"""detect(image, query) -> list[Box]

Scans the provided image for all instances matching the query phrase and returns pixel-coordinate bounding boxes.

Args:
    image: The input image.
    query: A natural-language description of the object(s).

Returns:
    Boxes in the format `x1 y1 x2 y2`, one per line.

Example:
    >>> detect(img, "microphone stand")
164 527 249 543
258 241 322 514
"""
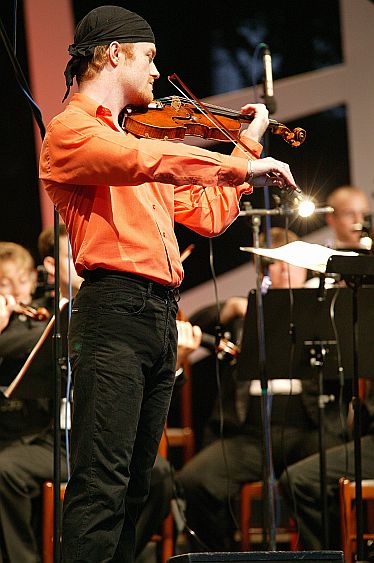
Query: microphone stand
53 209 62 563
240 201 291 550
239 199 335 550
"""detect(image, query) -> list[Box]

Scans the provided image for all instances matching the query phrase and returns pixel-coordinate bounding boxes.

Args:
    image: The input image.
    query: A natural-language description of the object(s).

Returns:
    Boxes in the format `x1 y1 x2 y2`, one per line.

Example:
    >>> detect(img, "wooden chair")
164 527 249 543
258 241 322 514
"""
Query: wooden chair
339 478 374 563
153 430 175 563
42 480 66 563
42 431 174 563
240 481 299 551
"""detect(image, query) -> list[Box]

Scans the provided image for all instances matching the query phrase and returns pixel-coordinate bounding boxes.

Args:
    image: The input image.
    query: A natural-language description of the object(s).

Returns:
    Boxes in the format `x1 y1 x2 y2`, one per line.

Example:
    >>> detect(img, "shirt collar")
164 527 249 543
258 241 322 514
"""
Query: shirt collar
69 93 117 129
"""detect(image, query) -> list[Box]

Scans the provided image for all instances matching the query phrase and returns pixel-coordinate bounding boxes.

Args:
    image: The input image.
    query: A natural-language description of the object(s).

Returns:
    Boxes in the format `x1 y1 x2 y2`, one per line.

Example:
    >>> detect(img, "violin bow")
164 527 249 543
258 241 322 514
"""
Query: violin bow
168 73 254 159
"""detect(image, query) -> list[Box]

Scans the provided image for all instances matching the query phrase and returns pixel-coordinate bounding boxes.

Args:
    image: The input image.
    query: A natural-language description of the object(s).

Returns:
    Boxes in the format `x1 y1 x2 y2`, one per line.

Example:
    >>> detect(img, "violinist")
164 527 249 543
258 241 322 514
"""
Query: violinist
39 6 297 562
0 241 68 563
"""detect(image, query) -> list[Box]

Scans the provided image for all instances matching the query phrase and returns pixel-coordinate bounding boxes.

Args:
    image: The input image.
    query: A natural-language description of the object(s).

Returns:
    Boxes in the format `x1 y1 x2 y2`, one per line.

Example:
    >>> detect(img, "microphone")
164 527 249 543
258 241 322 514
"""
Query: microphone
262 45 277 115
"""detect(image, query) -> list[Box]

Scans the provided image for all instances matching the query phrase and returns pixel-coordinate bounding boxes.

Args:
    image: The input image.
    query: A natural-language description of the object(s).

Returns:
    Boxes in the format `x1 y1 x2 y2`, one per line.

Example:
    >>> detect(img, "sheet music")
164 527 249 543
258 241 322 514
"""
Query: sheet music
240 241 358 273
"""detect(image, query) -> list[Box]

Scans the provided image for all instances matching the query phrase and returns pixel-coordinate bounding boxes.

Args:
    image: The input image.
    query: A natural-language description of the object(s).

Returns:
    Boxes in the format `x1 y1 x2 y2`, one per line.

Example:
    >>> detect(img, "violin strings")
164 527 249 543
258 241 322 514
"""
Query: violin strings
166 78 251 158
160 95 248 120
159 95 277 127
166 81 239 144
194 100 278 127
164 80 240 142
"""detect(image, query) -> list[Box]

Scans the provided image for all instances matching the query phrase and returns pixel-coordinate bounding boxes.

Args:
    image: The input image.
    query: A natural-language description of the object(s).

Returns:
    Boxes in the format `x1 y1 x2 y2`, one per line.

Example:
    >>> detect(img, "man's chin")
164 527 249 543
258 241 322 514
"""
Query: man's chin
132 92 154 108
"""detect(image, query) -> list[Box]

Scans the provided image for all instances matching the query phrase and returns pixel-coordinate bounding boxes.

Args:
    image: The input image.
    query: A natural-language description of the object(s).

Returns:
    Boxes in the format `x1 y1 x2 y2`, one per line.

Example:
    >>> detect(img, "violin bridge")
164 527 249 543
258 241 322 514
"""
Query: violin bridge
171 96 182 112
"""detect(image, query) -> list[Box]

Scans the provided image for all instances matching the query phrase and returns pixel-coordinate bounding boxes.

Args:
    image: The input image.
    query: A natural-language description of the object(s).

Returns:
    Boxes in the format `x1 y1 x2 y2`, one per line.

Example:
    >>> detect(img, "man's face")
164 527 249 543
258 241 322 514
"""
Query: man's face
120 42 159 107
328 191 370 247
268 260 306 289
0 260 36 303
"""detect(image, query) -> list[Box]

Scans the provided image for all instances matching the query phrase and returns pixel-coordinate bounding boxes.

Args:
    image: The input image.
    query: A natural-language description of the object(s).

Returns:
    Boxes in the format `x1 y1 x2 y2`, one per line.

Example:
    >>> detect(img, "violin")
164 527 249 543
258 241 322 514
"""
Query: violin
14 303 50 321
200 331 239 361
122 95 306 148
177 307 239 362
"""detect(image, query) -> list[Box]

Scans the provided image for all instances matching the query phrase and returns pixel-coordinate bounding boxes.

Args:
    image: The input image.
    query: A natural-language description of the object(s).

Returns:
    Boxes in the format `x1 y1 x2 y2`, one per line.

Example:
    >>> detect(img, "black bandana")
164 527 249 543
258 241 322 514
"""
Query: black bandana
63 5 155 102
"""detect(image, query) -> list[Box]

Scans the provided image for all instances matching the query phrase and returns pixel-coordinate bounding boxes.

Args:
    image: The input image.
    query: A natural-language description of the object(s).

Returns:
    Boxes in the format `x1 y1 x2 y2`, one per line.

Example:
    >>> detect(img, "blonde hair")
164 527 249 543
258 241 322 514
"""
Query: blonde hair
77 43 135 83
0 242 34 272
259 227 299 249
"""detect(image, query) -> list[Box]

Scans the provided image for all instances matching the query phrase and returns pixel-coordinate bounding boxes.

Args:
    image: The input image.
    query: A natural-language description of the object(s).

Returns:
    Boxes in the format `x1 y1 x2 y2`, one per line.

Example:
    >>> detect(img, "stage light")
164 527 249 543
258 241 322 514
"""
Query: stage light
297 197 316 217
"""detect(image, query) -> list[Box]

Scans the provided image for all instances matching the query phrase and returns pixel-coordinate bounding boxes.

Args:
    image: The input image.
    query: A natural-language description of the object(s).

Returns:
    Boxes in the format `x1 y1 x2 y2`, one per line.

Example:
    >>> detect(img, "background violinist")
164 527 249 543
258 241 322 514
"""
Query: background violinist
0 240 68 563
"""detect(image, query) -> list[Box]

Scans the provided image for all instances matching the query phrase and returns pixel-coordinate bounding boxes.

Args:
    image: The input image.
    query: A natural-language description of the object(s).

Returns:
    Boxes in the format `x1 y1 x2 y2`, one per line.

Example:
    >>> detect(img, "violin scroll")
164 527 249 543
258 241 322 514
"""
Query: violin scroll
269 123 306 148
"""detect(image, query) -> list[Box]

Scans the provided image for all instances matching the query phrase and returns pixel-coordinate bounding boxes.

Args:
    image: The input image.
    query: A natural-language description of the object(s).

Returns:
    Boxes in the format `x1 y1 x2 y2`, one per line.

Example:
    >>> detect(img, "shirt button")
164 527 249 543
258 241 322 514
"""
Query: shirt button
152 204 156 209
162 232 166 237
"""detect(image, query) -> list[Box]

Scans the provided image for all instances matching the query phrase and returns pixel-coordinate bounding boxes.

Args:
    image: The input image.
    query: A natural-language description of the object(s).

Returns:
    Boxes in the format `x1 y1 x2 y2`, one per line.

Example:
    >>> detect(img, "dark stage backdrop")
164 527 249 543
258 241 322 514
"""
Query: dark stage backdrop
1 0 349 290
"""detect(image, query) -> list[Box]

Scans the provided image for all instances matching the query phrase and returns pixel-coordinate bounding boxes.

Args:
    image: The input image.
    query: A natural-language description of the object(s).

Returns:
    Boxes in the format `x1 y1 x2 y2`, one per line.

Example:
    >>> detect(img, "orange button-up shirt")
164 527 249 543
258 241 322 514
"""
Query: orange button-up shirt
39 94 262 286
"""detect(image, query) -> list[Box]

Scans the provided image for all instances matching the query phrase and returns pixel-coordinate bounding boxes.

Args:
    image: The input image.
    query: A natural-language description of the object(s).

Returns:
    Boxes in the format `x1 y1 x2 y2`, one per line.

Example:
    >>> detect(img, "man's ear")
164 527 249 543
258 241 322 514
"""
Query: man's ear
325 213 334 227
108 41 121 66
43 256 55 277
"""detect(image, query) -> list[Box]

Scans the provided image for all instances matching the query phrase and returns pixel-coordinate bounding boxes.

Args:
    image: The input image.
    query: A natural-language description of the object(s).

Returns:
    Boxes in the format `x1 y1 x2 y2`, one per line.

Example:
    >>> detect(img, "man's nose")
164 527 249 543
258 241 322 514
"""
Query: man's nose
12 281 23 296
151 62 160 79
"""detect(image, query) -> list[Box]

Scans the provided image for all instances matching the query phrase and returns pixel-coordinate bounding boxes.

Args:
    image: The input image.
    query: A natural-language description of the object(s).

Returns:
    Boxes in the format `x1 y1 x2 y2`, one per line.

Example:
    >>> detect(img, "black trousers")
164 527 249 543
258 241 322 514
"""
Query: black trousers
279 434 374 550
62 273 178 563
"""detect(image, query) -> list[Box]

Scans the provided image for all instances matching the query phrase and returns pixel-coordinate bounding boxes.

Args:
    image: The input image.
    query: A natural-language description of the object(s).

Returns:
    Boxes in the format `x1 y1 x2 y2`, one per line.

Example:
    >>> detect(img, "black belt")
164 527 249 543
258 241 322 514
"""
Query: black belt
82 269 180 301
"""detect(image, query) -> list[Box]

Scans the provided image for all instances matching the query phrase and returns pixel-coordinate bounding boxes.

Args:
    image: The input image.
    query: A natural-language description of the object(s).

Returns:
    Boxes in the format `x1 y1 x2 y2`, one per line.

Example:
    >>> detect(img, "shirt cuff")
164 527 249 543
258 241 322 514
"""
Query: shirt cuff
219 154 249 187
232 137 263 160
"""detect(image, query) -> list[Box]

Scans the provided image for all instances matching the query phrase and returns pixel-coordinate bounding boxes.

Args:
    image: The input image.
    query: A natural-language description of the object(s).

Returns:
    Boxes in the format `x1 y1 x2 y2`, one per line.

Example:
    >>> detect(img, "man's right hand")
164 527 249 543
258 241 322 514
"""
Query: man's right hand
247 157 297 190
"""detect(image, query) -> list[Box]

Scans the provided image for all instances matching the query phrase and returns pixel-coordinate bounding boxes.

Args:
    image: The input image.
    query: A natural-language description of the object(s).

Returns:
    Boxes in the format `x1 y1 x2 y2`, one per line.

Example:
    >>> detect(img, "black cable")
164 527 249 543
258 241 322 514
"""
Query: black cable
159 238 224 552
208 237 242 537
0 15 45 139
163 430 210 552
1 7 62 562
329 287 350 469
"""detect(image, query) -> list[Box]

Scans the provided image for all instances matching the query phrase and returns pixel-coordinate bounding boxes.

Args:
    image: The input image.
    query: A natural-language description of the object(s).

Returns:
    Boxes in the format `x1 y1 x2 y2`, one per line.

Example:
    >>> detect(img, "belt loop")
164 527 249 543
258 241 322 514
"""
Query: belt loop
147 281 153 296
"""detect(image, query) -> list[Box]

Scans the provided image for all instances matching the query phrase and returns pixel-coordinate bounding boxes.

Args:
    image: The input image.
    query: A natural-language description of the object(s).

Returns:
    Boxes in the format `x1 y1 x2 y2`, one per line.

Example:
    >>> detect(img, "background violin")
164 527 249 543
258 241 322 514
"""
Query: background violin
177 308 239 362
14 303 50 321
200 331 239 362
122 95 306 148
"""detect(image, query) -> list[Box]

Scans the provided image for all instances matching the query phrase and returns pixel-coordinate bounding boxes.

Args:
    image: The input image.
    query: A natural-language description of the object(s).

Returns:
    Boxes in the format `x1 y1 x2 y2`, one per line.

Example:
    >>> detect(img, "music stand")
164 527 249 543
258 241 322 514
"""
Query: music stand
238 287 374 550
325 254 374 562
2 300 69 400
